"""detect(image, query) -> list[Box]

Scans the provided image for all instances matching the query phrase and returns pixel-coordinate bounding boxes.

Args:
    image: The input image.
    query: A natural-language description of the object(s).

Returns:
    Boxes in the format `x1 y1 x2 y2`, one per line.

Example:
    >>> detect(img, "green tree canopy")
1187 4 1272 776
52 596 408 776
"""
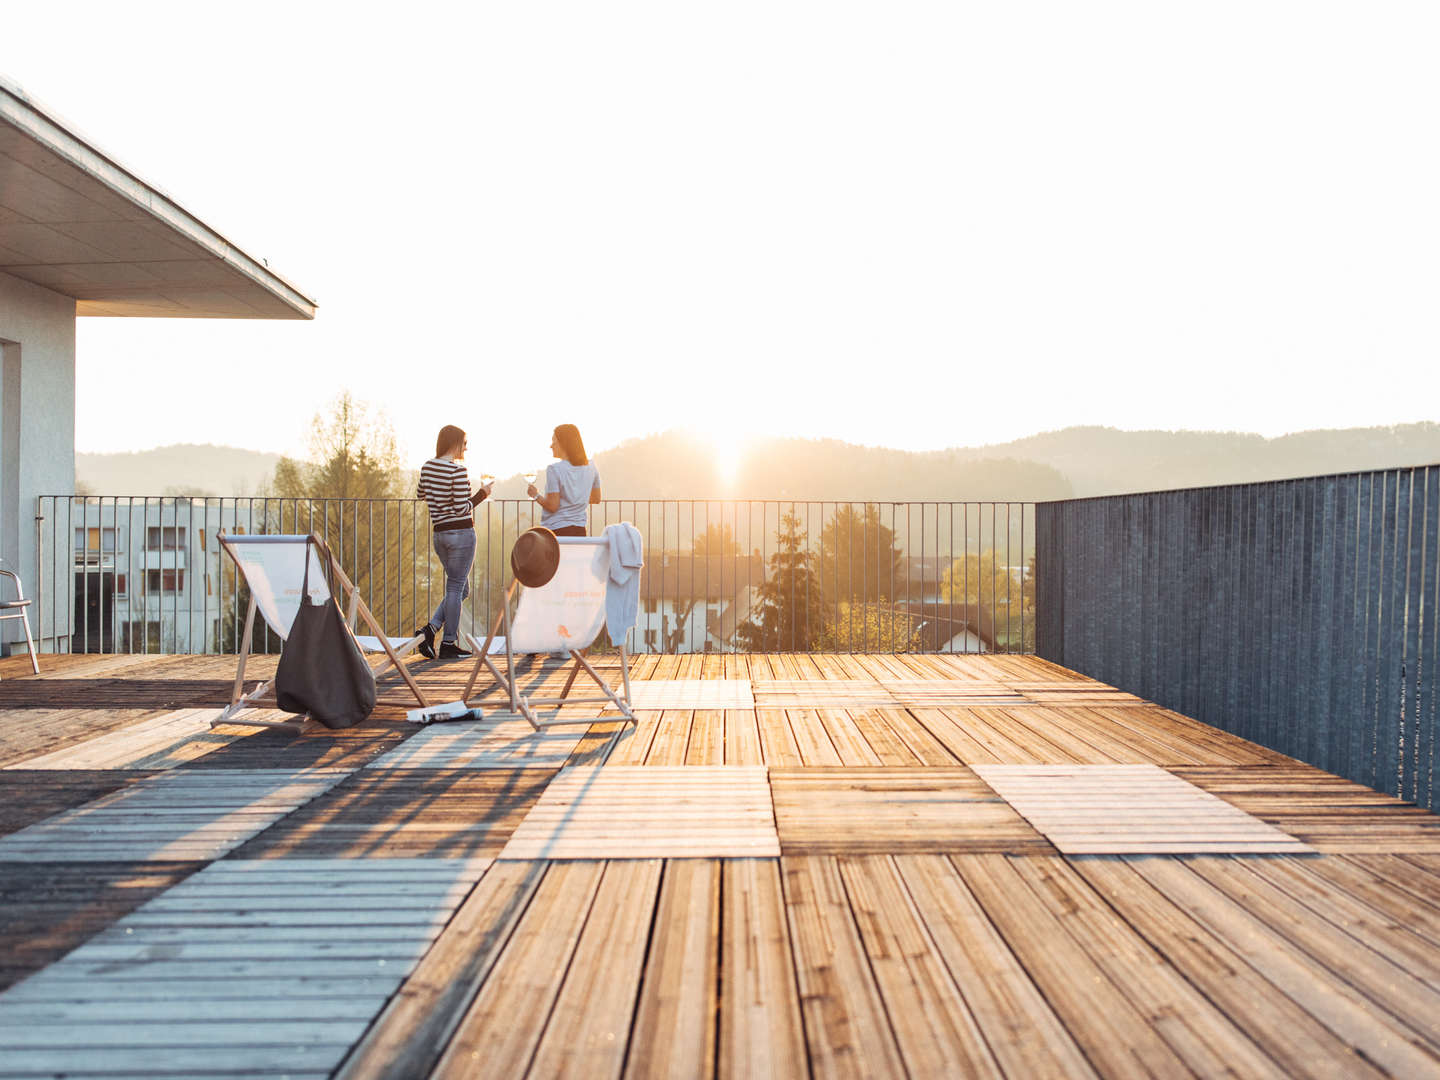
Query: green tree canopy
818 503 904 603
270 392 405 500
263 393 432 636
735 512 823 651
692 522 741 557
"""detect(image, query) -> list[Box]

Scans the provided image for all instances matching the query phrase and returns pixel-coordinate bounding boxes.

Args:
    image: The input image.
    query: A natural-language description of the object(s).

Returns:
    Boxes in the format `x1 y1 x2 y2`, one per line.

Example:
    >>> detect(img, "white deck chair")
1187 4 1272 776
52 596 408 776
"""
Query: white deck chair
462 536 635 730
215 533 429 729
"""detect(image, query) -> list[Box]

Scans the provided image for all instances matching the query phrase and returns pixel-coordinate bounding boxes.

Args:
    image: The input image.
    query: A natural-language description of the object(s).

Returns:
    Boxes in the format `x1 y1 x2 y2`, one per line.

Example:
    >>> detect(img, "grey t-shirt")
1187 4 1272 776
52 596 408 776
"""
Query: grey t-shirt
542 460 600 531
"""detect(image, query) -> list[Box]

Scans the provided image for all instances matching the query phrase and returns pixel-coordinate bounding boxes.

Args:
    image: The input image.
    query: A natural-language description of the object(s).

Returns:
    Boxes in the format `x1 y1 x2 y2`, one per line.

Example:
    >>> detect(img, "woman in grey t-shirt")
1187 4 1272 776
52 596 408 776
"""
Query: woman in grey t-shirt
527 423 601 536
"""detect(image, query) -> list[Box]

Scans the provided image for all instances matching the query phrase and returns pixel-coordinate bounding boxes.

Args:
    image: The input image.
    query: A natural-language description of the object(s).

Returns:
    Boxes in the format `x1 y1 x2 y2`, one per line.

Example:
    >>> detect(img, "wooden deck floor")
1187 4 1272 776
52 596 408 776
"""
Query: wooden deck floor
1 650 1439 1078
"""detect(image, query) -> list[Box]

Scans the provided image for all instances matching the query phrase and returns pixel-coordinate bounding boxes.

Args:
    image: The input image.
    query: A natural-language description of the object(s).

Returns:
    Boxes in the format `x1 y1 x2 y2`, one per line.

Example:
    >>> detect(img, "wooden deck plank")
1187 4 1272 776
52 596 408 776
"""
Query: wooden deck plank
950 853 1193 1078
0 857 488 1077
1185 856 1440 1046
1307 856 1440 945
685 709 725 765
842 708 926 765
892 855 1098 1079
973 764 1313 854
771 768 1052 855
924 706 1032 763
530 860 664 1078
835 855 1002 1077
754 708 805 767
815 707 885 765
497 766 778 860
646 709 696 766
718 858 807 1079
1072 857 1390 1079
333 860 547 1080
624 860 719 1080
781 855 908 1078
1177 766 1440 852
433 861 605 1078
784 708 844 766
4 651 1440 1080
1127 857 1440 1077
232 768 554 860
723 708 764 765
1005 855 1289 1077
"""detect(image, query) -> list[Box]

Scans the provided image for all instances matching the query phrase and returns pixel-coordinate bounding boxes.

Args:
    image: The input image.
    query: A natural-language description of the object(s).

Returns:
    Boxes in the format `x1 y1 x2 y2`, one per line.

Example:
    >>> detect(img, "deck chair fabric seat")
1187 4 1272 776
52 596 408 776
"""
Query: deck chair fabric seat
463 535 637 729
216 533 428 729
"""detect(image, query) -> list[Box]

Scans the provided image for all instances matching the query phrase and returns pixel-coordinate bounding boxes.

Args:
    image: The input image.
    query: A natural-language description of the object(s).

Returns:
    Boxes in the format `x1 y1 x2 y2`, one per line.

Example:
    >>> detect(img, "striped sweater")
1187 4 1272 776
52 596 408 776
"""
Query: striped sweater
417 457 481 530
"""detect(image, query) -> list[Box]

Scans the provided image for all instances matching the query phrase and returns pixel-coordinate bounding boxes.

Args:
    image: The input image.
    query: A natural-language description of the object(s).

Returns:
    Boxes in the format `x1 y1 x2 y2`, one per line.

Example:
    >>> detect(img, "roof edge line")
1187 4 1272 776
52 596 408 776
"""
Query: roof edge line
0 76 317 320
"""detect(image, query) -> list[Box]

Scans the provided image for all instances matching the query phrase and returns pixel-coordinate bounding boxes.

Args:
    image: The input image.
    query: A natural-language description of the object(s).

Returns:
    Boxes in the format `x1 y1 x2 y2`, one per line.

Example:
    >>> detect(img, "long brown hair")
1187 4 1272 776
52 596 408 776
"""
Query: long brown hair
435 424 466 459
554 424 588 466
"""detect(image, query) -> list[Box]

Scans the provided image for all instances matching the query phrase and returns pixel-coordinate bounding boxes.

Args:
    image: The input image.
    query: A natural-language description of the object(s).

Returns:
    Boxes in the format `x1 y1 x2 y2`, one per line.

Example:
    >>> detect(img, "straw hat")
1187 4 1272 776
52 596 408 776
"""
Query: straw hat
511 527 560 587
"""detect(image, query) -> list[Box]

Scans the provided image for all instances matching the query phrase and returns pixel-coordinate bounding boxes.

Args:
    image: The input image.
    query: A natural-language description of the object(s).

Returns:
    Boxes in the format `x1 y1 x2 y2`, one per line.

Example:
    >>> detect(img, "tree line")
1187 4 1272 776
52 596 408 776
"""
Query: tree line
254 394 1034 653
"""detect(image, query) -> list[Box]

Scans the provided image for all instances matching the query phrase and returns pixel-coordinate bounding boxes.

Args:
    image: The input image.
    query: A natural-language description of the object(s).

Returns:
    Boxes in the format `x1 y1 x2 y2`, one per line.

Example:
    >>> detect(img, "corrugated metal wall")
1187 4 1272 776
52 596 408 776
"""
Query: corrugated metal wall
1037 467 1439 811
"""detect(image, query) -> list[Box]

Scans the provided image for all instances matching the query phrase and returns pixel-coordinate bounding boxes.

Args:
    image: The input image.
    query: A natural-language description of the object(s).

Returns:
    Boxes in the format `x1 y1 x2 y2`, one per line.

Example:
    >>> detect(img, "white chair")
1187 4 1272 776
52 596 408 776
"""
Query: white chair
215 533 429 729
462 536 635 730
0 564 39 679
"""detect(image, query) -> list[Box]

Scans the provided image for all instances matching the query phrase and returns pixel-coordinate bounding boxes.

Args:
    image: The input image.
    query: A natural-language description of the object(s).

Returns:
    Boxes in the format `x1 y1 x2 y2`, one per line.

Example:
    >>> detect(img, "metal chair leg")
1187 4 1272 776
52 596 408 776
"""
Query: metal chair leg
20 610 38 675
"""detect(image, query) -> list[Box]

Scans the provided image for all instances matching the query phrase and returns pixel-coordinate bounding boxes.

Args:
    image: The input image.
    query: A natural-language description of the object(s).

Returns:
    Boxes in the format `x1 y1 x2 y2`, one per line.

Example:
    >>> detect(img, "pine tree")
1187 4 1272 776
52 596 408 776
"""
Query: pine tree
735 512 823 651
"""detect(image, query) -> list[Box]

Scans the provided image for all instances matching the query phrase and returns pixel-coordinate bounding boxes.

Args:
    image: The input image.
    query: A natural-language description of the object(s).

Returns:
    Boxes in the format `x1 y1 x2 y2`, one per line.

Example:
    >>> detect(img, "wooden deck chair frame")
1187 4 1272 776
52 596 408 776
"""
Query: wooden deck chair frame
460 540 635 731
215 532 429 730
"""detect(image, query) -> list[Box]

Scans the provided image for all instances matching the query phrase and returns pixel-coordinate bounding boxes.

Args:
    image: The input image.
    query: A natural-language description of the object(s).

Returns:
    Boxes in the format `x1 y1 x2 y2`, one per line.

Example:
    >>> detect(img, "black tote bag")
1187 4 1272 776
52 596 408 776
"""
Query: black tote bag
273 543 377 729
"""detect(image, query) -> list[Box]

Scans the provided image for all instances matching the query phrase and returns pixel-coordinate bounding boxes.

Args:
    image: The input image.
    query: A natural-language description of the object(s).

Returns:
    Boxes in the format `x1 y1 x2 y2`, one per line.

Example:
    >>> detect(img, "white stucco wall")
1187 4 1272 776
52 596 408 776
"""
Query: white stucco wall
0 270 76 652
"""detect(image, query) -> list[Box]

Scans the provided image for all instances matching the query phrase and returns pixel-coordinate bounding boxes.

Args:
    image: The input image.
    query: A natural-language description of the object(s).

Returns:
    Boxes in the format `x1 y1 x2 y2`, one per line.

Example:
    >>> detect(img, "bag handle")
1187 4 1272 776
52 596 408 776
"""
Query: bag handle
300 534 339 605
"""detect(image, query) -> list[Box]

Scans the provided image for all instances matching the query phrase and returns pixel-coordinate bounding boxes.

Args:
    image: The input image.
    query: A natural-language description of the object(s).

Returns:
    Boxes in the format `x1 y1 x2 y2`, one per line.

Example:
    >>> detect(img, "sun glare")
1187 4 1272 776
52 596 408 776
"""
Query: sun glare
713 438 744 486
691 426 746 486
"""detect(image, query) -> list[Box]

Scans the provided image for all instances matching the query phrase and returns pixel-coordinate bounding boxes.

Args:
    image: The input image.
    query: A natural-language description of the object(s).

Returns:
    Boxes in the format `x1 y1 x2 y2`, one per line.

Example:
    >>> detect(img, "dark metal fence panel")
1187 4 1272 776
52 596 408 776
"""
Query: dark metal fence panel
37 497 1035 657
1036 466 1440 811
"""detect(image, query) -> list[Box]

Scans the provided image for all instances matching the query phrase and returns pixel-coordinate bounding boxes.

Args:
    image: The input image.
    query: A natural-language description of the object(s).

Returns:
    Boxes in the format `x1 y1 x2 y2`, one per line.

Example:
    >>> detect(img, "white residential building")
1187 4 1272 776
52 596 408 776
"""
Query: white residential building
64 500 261 653
0 77 313 656
634 554 764 654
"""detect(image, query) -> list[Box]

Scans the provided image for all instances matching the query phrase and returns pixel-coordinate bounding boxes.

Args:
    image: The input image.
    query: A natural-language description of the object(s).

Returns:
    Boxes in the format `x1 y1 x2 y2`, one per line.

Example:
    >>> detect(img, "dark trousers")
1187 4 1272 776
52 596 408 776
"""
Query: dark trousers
552 525 587 537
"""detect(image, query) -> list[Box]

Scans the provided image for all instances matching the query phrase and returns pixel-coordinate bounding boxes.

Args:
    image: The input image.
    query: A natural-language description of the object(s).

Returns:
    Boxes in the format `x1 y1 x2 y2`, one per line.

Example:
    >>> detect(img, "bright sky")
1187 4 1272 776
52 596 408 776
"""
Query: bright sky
7 2 1438 475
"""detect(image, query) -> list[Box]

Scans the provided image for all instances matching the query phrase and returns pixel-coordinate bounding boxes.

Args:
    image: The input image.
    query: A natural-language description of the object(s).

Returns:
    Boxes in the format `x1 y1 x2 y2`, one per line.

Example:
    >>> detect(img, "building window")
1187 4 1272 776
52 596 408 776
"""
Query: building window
146 527 187 551
114 574 127 594
73 528 116 560
146 569 185 592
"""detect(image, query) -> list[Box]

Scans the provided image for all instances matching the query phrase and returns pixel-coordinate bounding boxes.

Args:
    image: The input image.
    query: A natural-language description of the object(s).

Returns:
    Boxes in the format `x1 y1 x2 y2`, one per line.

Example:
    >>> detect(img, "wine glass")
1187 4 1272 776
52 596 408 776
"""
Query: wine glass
523 471 537 486
480 473 495 487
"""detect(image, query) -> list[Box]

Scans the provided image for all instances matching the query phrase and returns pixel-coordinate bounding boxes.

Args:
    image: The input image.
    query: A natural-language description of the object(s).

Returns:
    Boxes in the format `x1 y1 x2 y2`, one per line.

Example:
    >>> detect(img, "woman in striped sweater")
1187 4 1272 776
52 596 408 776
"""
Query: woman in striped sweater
414 425 492 659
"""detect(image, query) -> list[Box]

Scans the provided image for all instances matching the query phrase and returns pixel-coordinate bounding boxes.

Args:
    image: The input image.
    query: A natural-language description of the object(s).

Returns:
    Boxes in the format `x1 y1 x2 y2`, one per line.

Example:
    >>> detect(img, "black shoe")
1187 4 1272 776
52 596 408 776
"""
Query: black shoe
438 641 472 660
414 624 436 660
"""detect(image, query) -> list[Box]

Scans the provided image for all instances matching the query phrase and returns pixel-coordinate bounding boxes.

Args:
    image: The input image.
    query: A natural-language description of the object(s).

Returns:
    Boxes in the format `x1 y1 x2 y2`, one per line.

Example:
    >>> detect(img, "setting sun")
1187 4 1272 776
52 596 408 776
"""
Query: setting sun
687 426 746 486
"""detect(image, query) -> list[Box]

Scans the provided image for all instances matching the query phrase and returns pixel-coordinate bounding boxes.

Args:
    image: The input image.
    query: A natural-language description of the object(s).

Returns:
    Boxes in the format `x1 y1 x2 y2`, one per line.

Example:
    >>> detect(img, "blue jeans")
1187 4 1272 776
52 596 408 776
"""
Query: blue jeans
429 528 475 644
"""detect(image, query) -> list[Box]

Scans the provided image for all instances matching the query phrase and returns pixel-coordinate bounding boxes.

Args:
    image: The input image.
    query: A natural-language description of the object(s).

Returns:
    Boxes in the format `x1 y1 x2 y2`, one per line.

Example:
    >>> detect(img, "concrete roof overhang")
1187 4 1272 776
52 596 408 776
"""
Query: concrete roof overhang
0 78 315 319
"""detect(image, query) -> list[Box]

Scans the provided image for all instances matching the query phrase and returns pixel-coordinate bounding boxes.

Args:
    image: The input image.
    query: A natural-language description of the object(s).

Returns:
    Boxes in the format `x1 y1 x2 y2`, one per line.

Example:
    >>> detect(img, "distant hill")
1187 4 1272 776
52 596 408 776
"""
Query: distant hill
75 424 1440 501
76 444 281 497
971 424 1440 498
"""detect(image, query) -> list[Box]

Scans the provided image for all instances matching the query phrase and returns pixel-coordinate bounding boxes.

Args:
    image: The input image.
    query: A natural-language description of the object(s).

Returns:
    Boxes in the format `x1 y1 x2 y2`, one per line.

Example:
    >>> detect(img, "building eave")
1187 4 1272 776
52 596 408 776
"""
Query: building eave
0 76 316 320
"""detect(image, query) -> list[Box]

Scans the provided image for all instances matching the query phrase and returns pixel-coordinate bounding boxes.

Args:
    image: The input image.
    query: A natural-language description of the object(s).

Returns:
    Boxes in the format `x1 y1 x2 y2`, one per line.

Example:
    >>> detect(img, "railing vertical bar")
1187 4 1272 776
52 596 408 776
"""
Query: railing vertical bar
1401 469 1425 802
1421 465 1439 811
1377 470 1404 797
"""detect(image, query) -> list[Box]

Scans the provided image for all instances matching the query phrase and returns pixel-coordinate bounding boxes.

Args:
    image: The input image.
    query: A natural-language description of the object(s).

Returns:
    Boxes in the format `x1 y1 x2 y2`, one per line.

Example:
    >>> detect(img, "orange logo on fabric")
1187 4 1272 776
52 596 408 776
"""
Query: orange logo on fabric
558 624 572 638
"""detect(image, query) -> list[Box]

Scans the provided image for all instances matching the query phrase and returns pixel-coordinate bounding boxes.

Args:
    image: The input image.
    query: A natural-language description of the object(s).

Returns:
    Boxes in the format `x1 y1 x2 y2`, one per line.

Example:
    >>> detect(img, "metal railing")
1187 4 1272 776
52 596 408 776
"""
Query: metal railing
37 497 1034 656
1037 466 1440 811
